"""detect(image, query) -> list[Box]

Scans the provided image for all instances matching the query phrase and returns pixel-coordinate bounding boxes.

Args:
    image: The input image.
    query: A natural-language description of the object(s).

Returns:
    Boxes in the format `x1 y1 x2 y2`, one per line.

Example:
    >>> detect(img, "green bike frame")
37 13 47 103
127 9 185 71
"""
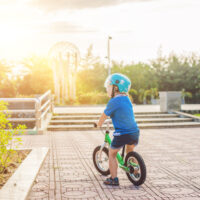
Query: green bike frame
103 132 139 173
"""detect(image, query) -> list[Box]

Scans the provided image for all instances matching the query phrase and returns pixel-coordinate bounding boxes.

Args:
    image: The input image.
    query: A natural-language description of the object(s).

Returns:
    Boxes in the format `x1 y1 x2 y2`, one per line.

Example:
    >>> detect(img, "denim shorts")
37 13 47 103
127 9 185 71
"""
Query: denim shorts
110 132 139 149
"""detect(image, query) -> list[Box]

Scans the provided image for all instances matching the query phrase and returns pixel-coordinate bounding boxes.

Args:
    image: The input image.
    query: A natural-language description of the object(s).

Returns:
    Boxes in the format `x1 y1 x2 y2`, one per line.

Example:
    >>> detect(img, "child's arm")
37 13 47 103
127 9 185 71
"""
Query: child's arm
97 112 107 127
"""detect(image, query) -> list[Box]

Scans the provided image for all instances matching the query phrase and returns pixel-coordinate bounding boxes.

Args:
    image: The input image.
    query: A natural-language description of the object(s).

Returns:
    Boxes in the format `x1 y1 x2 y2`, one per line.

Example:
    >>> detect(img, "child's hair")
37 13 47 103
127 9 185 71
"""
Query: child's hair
112 85 128 98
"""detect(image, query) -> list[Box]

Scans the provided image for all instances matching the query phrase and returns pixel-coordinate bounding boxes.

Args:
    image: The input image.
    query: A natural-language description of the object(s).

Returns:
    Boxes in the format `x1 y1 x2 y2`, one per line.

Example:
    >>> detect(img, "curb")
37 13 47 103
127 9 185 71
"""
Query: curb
0 147 49 200
173 110 200 122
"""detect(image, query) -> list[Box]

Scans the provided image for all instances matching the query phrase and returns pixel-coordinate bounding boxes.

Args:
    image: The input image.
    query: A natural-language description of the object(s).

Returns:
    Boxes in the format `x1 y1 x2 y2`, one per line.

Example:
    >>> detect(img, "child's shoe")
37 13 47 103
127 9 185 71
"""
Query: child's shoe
103 177 119 186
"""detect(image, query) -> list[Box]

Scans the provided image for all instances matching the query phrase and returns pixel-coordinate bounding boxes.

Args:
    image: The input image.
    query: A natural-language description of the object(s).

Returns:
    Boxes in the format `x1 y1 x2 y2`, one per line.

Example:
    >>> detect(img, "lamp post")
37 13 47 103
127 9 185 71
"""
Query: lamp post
107 36 112 76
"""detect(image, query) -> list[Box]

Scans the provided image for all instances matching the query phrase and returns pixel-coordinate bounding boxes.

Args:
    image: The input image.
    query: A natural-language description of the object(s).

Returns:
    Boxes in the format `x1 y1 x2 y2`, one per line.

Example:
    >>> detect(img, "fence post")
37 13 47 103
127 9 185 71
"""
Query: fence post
50 94 54 113
35 99 41 130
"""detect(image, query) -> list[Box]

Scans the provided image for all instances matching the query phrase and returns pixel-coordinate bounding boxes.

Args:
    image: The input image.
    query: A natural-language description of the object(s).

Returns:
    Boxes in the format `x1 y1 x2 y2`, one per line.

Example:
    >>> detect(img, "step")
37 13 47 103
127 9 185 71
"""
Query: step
51 114 179 120
6 109 35 113
47 122 200 131
49 118 193 125
139 122 200 129
7 118 36 122
53 112 167 116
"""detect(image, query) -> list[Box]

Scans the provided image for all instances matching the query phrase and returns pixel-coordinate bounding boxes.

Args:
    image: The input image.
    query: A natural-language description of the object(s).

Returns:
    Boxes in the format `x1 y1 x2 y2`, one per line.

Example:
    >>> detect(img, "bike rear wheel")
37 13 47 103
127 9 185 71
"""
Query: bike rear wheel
93 146 110 176
125 151 146 186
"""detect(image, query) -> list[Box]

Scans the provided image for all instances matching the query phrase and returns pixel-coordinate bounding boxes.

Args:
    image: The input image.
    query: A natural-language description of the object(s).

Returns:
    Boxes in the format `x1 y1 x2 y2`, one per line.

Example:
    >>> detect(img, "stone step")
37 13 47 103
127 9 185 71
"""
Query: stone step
52 114 179 120
53 111 167 116
47 122 200 131
7 118 36 122
49 118 193 125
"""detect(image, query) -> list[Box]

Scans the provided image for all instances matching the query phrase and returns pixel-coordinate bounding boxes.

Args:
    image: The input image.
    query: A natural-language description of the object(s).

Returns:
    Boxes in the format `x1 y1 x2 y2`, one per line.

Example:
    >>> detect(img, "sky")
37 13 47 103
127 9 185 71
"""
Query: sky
0 0 200 64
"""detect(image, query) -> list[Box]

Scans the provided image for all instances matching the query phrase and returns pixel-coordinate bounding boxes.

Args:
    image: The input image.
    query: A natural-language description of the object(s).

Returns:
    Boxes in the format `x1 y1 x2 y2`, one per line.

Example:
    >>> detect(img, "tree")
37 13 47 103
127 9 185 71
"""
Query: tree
0 60 15 97
151 53 200 103
18 56 54 95
76 45 107 94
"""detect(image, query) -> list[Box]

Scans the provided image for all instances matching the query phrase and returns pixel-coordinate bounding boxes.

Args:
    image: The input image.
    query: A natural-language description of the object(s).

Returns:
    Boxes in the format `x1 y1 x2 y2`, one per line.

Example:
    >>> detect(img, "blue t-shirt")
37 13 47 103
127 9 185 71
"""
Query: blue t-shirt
104 95 139 136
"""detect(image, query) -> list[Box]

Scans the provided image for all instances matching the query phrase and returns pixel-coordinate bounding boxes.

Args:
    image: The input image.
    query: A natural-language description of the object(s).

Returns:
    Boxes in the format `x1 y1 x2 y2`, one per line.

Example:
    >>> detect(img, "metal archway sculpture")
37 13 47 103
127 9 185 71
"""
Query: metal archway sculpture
48 41 80 104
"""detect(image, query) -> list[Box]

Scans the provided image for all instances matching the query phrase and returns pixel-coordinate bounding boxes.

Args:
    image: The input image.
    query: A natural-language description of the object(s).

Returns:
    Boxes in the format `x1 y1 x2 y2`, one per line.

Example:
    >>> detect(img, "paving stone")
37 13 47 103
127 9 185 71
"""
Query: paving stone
15 128 200 200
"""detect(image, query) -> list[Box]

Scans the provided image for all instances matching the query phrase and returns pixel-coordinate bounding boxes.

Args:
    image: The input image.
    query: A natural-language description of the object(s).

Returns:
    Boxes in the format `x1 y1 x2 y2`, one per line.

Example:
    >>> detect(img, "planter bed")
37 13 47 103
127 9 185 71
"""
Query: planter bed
0 147 49 200
0 150 31 189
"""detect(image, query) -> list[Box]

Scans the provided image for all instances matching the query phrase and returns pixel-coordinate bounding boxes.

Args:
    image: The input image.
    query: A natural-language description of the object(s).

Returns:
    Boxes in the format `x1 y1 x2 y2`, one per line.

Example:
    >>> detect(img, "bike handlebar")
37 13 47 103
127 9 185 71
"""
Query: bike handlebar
93 121 111 135
93 120 111 128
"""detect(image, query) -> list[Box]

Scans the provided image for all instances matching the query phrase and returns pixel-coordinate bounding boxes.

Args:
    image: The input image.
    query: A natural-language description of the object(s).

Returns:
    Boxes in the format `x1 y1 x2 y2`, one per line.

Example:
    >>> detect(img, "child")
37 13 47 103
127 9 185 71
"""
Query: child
96 73 140 186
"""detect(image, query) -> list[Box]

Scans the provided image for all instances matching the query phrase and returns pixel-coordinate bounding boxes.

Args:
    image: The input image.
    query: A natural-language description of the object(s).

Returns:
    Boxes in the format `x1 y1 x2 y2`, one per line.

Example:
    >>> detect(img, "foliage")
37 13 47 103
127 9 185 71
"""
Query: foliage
77 46 107 94
112 61 158 91
129 89 138 103
78 92 109 104
151 52 200 103
0 50 200 104
0 61 15 97
0 101 26 174
0 60 11 82
18 56 54 95
0 79 17 97
181 89 192 99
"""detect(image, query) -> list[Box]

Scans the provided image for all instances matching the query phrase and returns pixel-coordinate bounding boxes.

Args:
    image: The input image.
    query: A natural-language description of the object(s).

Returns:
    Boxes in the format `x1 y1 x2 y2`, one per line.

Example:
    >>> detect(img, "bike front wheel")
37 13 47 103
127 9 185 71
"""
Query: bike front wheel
125 151 146 186
93 146 110 176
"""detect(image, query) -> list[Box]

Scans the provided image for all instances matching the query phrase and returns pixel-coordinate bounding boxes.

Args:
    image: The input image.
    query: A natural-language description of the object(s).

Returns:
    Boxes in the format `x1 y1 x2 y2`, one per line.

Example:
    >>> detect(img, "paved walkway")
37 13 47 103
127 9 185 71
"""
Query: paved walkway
18 128 200 200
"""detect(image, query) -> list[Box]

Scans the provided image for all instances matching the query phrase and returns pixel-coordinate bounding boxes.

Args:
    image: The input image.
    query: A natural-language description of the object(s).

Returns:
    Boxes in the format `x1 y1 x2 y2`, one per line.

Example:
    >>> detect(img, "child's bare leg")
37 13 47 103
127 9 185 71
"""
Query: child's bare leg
109 148 120 178
126 144 135 154
126 144 139 175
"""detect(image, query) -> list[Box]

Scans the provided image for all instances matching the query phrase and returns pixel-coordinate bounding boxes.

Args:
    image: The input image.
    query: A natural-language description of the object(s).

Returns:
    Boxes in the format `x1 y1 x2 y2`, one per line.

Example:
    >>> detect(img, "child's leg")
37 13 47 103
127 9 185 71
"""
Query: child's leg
109 148 120 178
126 144 139 175
126 144 135 154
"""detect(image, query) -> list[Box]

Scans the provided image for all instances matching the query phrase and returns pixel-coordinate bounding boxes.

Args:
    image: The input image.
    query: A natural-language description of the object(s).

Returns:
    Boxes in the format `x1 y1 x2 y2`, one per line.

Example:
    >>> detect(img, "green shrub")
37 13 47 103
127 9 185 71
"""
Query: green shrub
78 92 109 104
64 98 78 105
78 93 93 104
0 101 26 174
129 89 138 103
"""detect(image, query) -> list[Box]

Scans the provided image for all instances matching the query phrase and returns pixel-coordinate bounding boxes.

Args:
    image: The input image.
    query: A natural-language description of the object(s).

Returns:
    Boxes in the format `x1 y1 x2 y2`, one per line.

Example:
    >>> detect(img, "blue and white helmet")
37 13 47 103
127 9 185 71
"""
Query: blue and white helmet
104 73 131 93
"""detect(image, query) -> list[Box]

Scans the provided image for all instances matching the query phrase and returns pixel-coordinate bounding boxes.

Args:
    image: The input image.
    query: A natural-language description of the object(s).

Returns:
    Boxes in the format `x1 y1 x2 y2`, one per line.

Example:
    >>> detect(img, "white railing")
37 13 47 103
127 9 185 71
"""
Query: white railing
35 90 54 130
0 90 54 133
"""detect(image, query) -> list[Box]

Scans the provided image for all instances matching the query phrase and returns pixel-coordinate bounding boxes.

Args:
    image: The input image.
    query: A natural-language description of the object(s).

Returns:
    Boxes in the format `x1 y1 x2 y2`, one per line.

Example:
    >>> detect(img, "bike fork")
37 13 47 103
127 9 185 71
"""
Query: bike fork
99 142 107 160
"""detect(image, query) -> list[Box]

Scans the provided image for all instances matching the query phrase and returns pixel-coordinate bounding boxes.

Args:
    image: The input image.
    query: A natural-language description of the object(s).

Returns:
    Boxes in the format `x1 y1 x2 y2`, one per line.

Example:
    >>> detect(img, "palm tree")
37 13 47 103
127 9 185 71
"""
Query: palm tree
181 89 192 104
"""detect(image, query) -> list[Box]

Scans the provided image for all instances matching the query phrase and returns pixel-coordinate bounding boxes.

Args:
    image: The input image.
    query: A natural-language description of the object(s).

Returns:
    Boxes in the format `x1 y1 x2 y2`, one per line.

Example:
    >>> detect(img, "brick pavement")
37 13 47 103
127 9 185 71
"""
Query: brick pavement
18 128 200 200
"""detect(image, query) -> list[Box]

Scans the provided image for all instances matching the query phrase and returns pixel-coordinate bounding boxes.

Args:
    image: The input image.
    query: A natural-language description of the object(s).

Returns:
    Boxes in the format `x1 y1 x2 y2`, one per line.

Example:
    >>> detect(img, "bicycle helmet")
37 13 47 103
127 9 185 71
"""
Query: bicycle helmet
104 73 131 93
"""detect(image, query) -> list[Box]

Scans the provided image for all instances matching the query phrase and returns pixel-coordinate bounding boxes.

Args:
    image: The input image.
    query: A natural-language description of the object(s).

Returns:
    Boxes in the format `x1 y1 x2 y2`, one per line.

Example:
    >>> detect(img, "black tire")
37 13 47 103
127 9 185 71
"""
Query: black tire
93 146 110 176
125 151 146 186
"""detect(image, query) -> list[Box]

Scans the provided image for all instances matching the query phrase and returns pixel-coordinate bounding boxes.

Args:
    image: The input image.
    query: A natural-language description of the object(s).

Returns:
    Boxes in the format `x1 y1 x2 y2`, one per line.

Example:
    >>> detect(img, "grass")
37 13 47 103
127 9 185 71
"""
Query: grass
194 114 200 117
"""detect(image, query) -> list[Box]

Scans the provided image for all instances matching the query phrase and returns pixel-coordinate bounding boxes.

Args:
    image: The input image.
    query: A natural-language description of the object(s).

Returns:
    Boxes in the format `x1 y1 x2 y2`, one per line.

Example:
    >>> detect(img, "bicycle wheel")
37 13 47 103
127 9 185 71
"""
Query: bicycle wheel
93 146 110 176
125 151 146 186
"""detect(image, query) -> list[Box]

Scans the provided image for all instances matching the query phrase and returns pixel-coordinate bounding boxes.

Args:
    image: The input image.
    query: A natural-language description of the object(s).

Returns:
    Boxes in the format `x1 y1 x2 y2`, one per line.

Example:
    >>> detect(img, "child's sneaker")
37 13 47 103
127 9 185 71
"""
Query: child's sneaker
103 177 119 186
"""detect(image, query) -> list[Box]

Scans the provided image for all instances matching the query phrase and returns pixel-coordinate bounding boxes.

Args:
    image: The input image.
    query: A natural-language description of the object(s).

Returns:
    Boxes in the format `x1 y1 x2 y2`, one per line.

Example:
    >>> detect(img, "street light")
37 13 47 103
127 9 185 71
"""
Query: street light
107 36 112 76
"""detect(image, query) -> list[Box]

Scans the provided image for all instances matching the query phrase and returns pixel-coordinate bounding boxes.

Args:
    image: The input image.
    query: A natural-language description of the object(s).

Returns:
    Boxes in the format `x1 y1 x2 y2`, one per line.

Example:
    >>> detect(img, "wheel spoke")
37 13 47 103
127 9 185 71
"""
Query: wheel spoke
125 152 146 186
95 151 109 172
127 156 141 181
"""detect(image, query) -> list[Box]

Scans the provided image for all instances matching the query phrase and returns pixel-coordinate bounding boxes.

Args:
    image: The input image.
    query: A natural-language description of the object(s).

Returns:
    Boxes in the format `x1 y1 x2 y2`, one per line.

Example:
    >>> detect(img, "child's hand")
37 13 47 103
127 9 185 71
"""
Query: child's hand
94 122 98 128
94 122 101 128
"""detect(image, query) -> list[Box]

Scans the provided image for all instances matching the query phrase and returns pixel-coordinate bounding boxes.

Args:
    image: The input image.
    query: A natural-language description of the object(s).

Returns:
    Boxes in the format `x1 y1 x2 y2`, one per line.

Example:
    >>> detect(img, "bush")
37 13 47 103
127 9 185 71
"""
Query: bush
78 92 109 104
0 101 26 174
129 89 138 104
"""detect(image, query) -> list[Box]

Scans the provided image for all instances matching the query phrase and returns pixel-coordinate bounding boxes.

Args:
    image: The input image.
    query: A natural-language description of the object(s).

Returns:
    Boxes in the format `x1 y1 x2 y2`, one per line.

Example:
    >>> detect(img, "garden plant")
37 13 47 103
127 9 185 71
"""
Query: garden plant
0 100 27 188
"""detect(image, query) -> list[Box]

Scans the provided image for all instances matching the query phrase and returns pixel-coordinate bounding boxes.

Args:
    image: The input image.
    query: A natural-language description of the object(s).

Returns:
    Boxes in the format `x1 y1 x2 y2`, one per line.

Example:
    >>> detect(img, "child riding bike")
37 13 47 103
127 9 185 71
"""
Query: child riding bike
96 73 140 186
